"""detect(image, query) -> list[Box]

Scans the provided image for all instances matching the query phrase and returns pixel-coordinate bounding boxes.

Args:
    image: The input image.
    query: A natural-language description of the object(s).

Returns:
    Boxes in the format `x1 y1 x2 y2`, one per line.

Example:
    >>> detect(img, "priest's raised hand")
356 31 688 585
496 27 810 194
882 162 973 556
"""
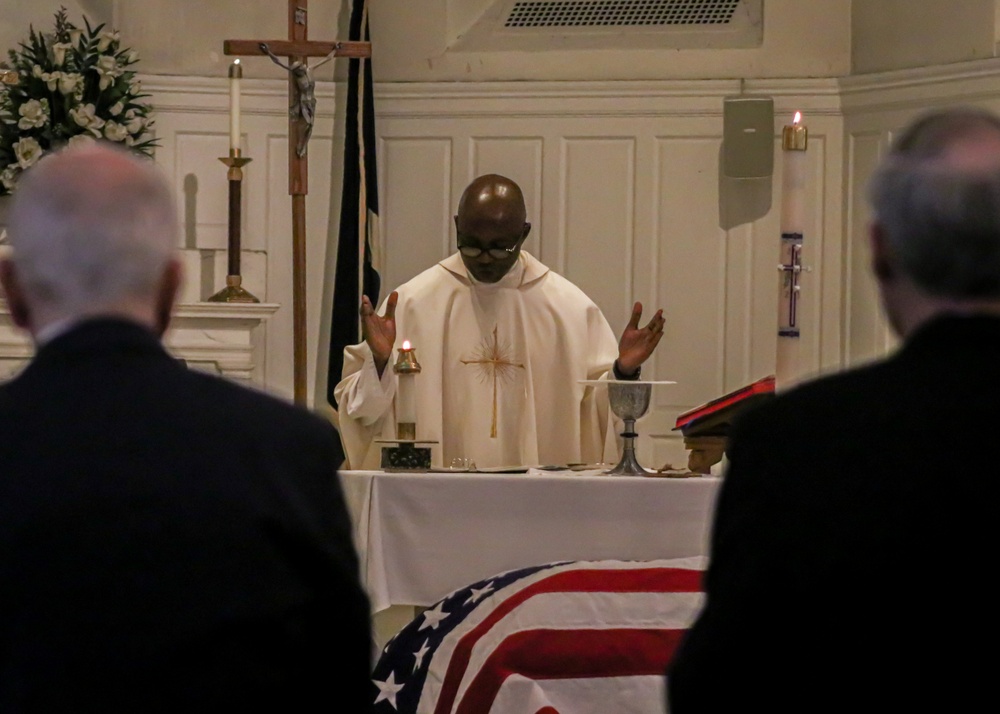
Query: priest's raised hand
615 301 666 377
360 290 398 376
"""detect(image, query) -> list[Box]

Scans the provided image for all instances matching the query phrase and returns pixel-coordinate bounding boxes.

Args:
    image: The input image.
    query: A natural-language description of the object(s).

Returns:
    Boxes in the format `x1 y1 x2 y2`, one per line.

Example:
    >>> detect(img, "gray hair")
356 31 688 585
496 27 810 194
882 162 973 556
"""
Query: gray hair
867 107 1000 298
6 142 177 319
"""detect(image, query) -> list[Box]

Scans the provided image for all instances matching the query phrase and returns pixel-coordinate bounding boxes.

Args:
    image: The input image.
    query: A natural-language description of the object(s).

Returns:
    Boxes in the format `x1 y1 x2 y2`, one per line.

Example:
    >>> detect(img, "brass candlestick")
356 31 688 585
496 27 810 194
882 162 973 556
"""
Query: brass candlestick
208 148 259 303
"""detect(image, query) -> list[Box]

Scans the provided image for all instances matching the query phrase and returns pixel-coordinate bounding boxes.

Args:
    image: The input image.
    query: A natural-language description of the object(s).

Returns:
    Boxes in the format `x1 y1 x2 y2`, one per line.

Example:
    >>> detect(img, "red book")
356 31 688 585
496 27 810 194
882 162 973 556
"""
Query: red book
674 375 775 437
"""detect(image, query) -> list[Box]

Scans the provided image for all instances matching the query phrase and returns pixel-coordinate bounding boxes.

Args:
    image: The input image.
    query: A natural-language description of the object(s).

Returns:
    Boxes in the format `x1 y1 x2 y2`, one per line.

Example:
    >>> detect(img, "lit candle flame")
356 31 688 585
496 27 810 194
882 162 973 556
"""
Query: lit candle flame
402 340 411 350
793 111 802 125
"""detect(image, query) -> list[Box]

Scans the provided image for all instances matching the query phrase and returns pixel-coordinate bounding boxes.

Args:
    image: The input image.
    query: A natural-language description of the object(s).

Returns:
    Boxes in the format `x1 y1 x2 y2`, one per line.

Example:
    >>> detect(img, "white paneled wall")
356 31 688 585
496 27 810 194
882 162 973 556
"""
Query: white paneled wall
844 130 891 368
137 58 1000 467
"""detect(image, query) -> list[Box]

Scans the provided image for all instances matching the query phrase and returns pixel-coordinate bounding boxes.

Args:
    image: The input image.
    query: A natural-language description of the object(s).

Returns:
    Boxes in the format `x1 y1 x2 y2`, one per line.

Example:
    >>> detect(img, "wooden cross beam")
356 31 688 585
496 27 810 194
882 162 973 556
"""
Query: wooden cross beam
224 40 370 59
225 0 371 407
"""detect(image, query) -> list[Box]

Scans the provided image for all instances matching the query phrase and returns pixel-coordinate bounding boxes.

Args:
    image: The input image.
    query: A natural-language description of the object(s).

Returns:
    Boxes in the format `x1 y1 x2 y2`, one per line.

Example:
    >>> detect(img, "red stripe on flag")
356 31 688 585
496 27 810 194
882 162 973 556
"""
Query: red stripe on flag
455 628 686 714
433 566 701 714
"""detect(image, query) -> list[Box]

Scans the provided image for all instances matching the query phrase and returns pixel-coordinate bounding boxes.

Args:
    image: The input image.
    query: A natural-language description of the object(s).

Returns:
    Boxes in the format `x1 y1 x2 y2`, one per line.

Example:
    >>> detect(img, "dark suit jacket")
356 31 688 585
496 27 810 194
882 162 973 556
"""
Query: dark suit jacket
0 319 372 712
668 315 1000 712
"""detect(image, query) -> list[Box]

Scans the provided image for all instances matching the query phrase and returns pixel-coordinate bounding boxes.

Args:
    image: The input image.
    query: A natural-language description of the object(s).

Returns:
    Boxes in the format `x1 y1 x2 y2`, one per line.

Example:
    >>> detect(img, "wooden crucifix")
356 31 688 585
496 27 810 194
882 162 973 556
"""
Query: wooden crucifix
224 0 370 406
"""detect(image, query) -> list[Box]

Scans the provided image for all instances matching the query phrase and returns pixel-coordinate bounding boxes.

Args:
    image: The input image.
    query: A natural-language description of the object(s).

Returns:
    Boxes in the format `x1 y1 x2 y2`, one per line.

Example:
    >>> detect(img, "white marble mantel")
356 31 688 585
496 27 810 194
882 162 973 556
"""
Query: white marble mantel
0 300 279 385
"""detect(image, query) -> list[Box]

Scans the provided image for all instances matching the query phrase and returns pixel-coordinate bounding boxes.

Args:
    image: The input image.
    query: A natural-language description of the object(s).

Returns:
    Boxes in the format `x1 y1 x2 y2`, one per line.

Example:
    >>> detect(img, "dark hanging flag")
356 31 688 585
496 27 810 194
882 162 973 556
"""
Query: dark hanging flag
328 0 380 413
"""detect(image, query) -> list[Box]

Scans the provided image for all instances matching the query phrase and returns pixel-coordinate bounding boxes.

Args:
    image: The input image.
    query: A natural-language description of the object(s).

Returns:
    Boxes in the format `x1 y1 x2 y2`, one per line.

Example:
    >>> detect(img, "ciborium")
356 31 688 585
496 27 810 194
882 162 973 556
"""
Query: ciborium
580 380 676 476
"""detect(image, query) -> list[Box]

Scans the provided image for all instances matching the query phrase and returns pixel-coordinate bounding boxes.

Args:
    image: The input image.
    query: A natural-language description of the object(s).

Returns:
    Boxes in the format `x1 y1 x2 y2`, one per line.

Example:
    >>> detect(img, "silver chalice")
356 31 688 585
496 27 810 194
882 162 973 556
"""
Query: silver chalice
606 381 652 475
579 380 676 476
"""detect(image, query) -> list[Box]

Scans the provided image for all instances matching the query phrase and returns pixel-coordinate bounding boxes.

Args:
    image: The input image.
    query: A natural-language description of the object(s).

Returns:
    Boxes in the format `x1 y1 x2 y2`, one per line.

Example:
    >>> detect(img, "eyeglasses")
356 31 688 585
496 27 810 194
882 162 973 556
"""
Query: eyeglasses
458 245 519 259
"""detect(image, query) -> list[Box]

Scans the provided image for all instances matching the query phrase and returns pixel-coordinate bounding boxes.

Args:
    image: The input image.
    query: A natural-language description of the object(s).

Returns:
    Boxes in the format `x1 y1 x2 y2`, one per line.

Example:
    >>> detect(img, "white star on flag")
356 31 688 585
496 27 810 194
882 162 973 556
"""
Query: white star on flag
417 601 449 631
373 671 405 709
465 582 494 606
412 639 431 673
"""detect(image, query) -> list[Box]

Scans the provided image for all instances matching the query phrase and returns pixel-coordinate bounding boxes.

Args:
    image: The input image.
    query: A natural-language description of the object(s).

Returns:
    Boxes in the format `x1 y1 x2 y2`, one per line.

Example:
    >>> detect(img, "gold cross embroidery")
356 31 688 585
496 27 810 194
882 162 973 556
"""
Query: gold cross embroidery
461 325 525 438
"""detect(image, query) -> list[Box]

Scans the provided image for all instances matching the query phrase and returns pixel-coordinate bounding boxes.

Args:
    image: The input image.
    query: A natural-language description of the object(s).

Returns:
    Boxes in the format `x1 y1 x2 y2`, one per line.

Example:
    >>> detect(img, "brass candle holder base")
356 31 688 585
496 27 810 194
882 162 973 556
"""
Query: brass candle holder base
208 274 260 303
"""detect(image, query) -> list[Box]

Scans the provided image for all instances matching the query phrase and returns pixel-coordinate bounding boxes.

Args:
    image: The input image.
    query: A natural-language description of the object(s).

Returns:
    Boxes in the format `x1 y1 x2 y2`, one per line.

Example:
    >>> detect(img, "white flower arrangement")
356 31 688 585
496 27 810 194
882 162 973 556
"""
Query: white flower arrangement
0 7 156 195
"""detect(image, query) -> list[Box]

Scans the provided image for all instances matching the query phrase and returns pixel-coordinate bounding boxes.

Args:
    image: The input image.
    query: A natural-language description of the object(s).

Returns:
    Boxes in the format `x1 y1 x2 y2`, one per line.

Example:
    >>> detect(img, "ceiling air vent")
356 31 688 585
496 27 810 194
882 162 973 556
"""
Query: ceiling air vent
450 0 762 52
504 0 743 29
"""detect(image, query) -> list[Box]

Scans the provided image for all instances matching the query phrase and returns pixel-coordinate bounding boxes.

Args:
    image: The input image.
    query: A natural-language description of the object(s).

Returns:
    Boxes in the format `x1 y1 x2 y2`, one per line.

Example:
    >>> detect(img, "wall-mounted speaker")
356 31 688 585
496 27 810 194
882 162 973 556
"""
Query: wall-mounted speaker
723 96 774 179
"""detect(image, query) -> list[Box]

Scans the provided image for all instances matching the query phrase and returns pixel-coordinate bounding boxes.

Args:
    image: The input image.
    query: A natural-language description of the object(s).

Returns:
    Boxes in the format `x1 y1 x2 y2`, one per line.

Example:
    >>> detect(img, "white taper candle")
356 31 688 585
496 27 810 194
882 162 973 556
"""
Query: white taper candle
228 60 241 152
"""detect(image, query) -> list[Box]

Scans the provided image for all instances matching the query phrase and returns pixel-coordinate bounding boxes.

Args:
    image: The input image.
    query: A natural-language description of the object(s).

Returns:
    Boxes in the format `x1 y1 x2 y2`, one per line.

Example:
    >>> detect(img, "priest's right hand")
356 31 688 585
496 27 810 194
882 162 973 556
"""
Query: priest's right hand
361 291 398 377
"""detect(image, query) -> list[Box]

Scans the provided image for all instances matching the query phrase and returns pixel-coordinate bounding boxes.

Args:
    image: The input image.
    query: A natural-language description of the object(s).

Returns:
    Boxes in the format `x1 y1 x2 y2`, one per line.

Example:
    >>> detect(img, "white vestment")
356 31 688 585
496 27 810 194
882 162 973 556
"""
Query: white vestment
335 251 620 469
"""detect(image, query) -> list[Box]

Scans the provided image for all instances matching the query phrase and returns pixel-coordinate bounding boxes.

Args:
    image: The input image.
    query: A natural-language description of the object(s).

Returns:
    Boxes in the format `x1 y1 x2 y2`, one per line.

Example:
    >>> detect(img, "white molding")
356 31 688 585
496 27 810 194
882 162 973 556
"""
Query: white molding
0 301 278 387
840 56 1000 94
141 73 843 119
173 302 280 322
840 57 1000 113
143 61 1000 121
372 78 841 119
141 74 339 117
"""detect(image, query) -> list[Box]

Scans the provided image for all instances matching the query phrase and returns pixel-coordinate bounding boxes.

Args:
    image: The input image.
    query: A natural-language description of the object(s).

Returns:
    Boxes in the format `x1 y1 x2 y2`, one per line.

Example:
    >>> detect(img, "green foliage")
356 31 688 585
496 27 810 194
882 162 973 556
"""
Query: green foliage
0 6 158 194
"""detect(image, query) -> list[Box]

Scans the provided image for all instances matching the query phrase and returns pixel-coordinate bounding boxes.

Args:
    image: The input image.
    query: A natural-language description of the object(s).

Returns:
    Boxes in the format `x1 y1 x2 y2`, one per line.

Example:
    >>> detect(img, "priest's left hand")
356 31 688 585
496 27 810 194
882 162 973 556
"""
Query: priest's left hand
616 302 665 376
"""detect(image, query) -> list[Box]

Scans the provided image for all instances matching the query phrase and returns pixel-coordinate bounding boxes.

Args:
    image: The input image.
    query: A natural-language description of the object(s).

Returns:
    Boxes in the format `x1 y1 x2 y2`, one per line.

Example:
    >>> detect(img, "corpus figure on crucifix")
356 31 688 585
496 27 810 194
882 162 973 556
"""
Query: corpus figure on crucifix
259 42 337 157
334 174 667 470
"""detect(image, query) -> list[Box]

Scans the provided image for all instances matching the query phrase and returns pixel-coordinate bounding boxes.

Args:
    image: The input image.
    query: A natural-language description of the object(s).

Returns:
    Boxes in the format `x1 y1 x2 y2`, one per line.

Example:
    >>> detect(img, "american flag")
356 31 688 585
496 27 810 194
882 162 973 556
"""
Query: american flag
371 557 705 714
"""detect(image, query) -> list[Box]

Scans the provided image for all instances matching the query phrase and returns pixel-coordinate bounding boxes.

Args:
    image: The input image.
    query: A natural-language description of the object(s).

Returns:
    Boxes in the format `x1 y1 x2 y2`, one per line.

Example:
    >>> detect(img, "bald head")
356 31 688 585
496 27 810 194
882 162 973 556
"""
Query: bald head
868 108 1000 301
866 107 1000 336
889 108 1000 163
454 174 530 283
1 142 180 337
457 174 527 227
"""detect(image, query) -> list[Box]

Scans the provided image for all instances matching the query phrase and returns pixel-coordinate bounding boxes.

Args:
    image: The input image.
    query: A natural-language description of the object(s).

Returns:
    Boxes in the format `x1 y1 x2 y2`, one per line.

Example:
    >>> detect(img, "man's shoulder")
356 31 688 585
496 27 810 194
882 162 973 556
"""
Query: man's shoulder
178 373 343 469
0 357 341 478
178 368 337 443
733 359 894 439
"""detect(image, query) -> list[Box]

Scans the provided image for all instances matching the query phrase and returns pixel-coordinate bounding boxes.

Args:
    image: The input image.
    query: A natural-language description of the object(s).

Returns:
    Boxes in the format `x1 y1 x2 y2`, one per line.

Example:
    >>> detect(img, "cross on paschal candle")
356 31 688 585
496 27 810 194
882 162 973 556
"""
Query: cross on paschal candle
224 1 370 406
461 326 525 439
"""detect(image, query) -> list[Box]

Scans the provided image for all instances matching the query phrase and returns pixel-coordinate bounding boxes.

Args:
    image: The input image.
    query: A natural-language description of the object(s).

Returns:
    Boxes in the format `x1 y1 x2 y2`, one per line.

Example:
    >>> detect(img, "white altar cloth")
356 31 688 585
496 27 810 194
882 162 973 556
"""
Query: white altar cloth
339 469 721 613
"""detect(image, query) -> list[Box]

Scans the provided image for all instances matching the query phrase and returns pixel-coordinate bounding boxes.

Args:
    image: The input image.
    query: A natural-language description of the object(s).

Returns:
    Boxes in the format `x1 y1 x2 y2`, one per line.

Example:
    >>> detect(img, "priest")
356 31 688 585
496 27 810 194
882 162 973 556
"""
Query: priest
335 174 665 469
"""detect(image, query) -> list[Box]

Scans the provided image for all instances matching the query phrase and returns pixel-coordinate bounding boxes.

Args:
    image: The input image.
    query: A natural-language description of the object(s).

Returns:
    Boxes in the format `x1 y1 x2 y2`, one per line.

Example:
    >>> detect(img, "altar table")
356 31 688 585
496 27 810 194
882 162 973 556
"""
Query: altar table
339 469 722 613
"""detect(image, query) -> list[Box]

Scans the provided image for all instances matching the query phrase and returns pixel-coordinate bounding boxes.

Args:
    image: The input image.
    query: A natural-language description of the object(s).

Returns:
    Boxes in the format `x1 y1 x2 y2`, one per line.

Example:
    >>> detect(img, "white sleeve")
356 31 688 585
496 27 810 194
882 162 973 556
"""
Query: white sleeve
333 342 397 469
336 344 396 424
579 303 620 465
